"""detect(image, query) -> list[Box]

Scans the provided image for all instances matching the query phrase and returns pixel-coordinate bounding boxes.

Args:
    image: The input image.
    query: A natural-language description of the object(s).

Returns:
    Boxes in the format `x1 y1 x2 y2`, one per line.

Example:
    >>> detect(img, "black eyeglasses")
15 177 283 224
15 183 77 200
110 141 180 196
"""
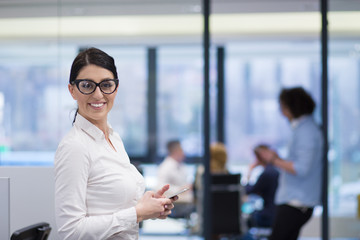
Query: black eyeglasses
72 79 119 95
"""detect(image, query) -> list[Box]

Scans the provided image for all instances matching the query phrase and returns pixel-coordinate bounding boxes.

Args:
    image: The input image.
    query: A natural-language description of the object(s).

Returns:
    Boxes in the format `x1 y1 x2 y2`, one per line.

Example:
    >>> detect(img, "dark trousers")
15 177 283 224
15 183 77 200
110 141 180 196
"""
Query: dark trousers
269 204 313 240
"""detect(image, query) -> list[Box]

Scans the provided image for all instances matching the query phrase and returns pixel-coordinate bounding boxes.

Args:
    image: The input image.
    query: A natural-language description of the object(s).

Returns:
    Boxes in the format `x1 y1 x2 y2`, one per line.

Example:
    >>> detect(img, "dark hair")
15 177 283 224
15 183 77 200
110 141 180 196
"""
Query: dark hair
69 47 118 123
279 87 315 118
254 144 270 151
166 140 181 154
254 144 270 164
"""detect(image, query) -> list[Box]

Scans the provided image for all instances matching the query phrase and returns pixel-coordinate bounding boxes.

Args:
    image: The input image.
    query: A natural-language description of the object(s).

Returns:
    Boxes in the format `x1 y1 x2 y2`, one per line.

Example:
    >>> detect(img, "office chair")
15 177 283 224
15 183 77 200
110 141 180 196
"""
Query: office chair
11 222 51 240
211 173 242 238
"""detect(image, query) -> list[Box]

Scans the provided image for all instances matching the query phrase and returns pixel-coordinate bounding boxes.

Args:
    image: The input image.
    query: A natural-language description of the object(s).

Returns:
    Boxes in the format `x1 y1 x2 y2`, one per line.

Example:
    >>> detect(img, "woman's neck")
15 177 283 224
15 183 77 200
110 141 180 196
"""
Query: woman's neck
96 122 109 138
86 117 109 137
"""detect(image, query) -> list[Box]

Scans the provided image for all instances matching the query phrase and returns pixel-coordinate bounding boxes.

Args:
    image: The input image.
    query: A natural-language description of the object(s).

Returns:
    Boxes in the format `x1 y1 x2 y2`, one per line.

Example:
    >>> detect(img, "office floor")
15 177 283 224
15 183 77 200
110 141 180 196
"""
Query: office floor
139 218 359 240
141 238 358 240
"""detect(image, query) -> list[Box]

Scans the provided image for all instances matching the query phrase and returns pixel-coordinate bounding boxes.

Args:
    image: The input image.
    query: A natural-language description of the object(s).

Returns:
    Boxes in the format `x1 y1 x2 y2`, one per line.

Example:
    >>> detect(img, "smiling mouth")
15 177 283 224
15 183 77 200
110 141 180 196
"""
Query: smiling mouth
90 103 105 108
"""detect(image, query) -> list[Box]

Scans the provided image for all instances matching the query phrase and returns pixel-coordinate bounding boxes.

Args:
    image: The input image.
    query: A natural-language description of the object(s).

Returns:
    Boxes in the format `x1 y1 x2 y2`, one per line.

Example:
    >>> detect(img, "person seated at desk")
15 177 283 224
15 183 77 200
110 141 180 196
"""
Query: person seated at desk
157 140 194 218
193 142 230 236
246 144 279 228
195 142 229 190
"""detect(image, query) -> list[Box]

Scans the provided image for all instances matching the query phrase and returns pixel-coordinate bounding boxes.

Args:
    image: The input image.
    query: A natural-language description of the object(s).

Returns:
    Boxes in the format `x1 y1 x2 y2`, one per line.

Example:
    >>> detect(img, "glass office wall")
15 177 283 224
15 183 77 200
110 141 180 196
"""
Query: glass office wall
219 0 360 223
225 41 321 167
102 47 147 156
157 46 217 158
157 46 203 157
0 45 147 164
0 41 62 164
328 4 360 217
215 8 322 170
2 0 360 235
0 1 203 237
0 1 203 165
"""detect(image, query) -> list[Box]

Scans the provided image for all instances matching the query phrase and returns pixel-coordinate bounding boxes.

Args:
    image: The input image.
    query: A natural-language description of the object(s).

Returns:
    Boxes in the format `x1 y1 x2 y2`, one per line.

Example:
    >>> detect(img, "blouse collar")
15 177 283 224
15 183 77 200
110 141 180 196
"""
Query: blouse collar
290 115 310 129
74 113 113 141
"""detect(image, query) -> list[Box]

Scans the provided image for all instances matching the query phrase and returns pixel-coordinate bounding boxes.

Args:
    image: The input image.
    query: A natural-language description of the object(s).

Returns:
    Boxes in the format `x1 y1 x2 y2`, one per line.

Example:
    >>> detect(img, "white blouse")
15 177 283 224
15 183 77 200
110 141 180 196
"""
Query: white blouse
54 114 145 240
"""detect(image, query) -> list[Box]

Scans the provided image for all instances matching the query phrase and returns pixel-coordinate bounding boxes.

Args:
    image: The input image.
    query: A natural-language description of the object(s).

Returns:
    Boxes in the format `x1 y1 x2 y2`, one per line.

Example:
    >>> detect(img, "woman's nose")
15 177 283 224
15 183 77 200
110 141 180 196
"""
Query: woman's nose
92 85 104 97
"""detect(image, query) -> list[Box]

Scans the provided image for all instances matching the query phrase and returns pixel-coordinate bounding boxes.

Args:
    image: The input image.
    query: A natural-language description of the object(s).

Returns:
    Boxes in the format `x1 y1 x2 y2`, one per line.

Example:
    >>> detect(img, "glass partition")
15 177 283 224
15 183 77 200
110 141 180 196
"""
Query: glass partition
214 6 323 171
328 3 360 219
4 0 360 238
0 1 203 165
157 46 203 157
225 40 322 167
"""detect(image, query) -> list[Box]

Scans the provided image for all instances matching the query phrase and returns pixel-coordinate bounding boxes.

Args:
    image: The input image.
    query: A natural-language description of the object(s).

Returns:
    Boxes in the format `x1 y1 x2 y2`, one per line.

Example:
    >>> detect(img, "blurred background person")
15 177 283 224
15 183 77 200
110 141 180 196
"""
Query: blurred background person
193 142 229 237
157 139 194 218
256 87 323 240
245 144 279 229
210 142 229 174
195 142 229 193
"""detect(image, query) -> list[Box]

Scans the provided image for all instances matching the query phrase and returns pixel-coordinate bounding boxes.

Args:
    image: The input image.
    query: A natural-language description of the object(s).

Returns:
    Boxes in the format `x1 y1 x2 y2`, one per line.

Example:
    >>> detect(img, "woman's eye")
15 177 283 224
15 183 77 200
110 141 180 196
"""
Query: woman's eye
101 82 113 88
81 82 93 89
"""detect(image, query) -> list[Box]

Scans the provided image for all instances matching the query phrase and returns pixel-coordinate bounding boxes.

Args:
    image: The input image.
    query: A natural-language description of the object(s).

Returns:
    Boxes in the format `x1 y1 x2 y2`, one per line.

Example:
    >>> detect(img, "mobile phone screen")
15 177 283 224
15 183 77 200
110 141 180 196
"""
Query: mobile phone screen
168 188 189 199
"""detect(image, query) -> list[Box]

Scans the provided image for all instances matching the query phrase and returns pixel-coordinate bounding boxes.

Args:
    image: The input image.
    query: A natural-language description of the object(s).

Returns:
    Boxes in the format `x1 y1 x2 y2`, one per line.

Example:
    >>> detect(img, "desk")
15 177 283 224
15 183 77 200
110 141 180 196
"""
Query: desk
0 177 10 240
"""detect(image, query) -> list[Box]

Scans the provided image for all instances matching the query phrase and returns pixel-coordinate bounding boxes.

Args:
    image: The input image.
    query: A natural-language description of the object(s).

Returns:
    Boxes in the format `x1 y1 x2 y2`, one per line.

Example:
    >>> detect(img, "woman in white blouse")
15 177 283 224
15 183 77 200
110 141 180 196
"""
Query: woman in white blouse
55 47 175 240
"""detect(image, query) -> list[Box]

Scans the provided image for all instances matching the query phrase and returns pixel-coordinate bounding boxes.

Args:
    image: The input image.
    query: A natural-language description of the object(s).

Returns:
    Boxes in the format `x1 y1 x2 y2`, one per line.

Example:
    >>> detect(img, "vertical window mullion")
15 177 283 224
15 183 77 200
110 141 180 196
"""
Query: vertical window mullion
147 47 157 163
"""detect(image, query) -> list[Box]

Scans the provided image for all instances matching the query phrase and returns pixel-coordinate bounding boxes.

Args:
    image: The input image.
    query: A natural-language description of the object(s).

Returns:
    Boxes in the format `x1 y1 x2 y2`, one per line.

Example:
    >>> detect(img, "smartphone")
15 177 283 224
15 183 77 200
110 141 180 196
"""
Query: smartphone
168 188 189 199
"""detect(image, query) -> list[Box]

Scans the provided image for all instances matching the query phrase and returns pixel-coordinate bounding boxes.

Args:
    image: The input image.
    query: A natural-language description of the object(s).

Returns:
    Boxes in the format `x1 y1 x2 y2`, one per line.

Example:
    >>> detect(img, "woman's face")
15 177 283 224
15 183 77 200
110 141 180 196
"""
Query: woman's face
68 64 117 125
280 102 294 121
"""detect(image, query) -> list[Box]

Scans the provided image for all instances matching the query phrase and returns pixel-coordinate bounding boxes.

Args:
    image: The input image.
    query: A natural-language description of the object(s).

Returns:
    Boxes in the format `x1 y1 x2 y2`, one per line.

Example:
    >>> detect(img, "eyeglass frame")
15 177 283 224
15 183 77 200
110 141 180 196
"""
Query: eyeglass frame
71 79 119 95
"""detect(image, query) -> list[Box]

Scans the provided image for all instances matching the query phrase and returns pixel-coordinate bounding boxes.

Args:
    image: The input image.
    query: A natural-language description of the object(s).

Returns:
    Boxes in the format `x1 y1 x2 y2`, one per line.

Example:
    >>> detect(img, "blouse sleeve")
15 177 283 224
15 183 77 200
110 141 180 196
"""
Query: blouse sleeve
54 139 138 240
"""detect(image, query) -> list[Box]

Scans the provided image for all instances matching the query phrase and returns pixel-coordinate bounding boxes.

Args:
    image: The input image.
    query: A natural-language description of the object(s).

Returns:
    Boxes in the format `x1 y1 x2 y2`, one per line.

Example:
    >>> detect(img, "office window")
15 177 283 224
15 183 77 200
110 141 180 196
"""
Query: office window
0 45 62 165
327 4 360 217
157 46 204 157
0 45 147 165
328 40 360 216
102 47 147 156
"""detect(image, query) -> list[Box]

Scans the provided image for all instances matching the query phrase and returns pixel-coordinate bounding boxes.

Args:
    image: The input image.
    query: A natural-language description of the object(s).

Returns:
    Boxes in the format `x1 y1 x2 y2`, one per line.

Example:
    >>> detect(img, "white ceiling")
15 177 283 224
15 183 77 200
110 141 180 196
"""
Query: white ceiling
0 0 359 19
0 0 358 45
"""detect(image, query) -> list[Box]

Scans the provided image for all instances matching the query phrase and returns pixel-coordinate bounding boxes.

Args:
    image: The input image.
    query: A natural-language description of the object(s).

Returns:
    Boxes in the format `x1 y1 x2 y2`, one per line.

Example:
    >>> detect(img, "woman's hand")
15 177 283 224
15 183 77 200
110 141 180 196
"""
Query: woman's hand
135 186 175 222
249 159 260 171
155 184 178 215
247 159 260 180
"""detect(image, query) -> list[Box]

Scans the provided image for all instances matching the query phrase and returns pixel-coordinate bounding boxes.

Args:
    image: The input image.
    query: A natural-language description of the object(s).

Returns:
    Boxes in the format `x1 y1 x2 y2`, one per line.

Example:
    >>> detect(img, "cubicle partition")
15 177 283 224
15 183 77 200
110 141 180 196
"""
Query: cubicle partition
0 167 57 240
0 177 10 240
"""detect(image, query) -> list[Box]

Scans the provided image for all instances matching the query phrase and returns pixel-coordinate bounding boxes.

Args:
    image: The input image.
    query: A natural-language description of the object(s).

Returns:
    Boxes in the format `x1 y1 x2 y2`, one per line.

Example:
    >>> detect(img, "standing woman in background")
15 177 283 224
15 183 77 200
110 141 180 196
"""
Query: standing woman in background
55 48 175 240
257 87 323 240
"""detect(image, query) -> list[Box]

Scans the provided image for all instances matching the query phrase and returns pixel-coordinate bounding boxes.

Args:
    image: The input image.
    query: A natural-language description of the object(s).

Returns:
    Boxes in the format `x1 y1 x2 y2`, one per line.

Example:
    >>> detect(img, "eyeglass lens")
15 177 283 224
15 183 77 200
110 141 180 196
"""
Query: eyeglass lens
78 80 117 94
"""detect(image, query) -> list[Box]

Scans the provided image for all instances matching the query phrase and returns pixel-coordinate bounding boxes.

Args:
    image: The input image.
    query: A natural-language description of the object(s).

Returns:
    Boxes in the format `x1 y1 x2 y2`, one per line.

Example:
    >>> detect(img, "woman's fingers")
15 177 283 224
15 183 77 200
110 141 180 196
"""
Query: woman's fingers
137 190 176 221
155 184 170 198
170 195 178 202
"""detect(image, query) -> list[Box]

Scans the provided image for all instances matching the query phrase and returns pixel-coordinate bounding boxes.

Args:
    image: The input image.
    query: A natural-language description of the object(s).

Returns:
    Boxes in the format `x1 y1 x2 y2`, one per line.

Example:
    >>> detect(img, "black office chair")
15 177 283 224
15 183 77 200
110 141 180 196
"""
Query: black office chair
211 173 242 238
11 222 51 240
